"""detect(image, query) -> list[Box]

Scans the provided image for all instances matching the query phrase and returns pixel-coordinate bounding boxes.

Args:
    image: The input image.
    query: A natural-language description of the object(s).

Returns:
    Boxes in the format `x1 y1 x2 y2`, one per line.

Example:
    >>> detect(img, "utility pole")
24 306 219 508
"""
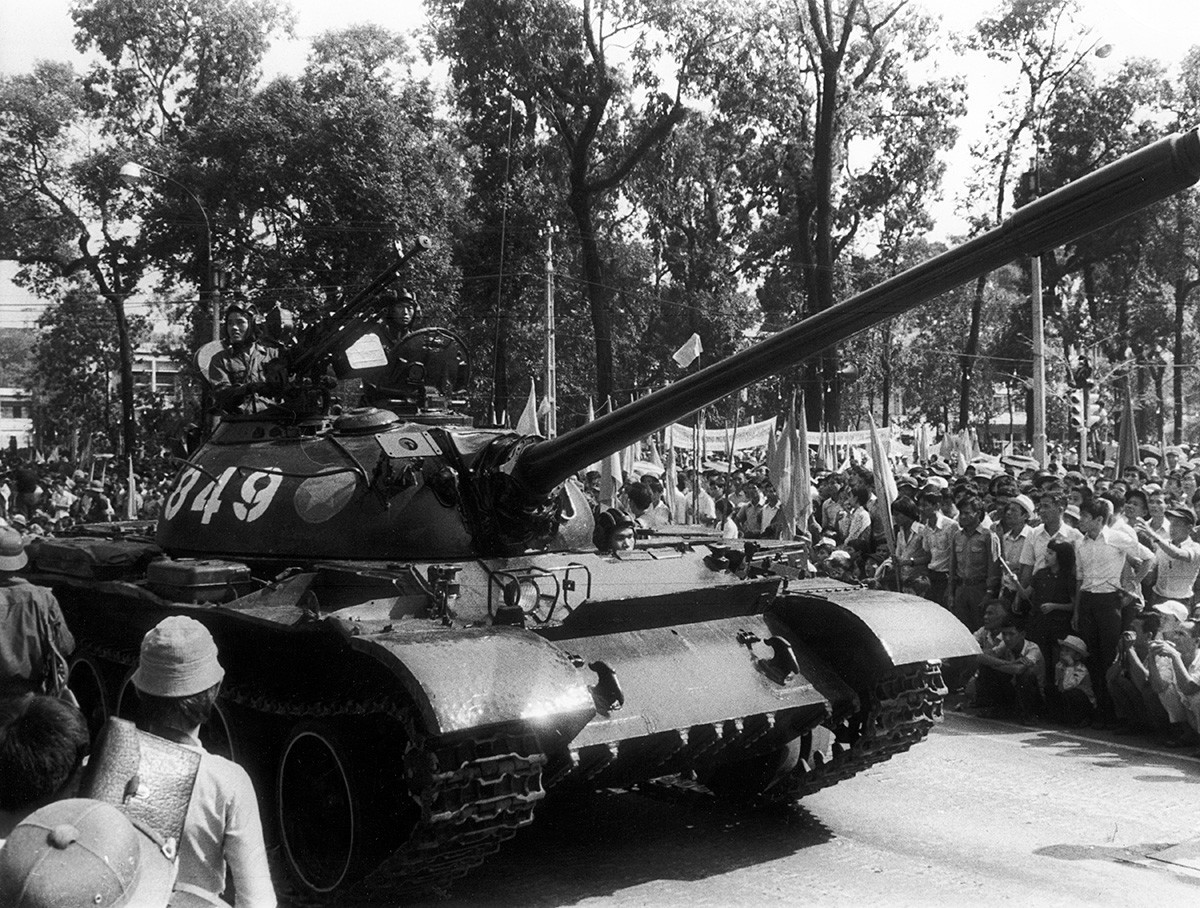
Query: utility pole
1029 156 1048 468
542 221 557 438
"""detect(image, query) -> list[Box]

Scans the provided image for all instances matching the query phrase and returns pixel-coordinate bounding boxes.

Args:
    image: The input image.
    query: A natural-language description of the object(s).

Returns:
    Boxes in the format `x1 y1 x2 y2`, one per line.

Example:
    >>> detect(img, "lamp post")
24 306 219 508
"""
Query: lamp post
1027 40 1112 469
119 162 221 342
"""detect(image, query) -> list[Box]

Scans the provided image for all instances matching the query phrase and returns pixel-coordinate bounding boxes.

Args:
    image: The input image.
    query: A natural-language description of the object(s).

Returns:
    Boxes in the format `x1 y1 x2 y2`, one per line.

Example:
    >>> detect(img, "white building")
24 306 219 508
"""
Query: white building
0 387 33 448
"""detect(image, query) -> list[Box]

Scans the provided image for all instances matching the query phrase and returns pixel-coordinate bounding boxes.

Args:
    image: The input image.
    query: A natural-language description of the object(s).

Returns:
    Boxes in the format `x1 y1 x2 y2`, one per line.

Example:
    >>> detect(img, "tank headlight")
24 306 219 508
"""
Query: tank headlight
503 578 539 614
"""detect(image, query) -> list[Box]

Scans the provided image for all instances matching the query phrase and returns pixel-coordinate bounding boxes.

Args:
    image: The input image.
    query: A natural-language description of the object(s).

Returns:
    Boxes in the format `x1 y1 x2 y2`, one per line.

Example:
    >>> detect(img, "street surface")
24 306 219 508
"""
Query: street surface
422 714 1200 907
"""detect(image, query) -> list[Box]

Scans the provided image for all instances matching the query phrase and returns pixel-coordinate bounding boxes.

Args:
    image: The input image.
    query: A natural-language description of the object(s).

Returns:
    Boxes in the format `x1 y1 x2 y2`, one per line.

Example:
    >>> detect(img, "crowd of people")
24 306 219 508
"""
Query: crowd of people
0 449 176 538
590 445 1200 752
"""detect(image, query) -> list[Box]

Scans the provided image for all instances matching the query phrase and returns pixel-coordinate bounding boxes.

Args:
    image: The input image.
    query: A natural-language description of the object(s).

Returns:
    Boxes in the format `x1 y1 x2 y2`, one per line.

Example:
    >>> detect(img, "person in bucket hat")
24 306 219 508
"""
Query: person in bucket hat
1044 634 1096 726
131 618 275 907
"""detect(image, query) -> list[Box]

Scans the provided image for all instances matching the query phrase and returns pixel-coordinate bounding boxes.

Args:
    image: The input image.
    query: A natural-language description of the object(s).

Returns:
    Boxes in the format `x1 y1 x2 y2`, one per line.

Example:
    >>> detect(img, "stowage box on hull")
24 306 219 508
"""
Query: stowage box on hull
146 557 254 603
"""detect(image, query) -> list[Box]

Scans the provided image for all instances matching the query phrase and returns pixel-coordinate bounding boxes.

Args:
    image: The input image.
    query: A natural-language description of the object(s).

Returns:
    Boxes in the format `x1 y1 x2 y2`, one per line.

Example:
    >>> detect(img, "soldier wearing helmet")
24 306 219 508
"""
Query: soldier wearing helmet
208 297 282 414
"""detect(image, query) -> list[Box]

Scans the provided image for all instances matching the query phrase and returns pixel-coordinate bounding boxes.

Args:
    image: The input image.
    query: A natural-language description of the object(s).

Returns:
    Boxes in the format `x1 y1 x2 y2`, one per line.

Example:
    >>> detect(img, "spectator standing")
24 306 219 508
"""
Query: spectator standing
0 694 90 843
0 528 74 698
1140 506 1200 609
997 494 1035 607
1074 498 1154 723
949 495 1000 631
132 616 276 908
919 489 957 608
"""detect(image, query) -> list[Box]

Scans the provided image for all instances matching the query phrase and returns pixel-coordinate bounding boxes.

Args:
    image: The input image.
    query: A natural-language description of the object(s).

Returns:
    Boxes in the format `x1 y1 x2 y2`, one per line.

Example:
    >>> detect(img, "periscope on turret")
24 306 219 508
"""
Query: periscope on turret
22 128 1200 904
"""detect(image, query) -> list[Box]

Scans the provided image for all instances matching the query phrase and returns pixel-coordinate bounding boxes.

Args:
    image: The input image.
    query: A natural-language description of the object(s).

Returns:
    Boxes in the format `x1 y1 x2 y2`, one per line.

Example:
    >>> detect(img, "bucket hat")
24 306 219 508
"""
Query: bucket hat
1058 634 1089 659
132 616 225 698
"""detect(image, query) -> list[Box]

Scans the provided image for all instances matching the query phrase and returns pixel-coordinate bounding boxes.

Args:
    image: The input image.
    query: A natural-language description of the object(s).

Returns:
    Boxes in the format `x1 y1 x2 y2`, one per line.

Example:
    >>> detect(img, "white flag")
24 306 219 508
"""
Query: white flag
672 332 703 368
516 381 540 436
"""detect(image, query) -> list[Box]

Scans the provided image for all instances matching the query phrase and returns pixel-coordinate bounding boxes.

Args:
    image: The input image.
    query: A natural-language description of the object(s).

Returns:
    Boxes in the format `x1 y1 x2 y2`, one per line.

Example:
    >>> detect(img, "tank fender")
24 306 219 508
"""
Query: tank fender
767 588 980 686
561 615 851 752
336 623 596 744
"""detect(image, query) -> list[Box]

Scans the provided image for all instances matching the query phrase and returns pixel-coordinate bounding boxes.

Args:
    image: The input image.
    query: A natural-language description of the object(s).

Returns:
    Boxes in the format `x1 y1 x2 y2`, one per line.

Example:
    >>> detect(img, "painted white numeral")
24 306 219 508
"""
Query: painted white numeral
189 467 235 524
233 471 283 523
164 469 202 520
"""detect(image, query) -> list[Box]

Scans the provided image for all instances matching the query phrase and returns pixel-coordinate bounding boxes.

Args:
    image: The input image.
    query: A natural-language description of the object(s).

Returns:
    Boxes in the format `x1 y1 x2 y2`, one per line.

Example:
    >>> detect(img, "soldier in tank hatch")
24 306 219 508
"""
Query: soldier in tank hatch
208 299 282 415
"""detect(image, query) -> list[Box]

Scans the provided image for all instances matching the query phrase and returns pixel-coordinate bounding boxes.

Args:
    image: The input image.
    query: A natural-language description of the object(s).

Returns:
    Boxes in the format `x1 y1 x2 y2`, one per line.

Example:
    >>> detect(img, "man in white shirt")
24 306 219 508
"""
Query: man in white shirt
1141 506 1200 608
1019 491 1083 580
1075 498 1154 723
919 489 957 608
998 494 1035 607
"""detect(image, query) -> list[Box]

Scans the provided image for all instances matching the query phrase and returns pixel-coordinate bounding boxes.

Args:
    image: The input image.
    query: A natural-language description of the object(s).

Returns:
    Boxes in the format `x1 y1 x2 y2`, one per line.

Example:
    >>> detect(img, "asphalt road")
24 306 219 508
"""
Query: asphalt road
422 714 1200 908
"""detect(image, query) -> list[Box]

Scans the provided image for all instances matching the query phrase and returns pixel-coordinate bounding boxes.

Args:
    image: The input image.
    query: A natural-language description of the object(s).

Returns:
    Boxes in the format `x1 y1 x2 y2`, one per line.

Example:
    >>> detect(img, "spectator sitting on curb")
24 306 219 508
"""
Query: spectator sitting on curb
1044 635 1096 727
973 614 1044 724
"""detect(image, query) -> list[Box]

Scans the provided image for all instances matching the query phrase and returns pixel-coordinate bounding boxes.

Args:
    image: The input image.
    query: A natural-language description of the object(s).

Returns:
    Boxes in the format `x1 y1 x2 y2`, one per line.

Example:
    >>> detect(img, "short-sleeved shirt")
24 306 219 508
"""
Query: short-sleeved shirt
989 638 1044 680
1152 537 1200 599
999 525 1033 593
1076 527 1148 594
953 524 998 585
925 512 957 573
0 577 74 696
177 743 277 908
1020 522 1083 574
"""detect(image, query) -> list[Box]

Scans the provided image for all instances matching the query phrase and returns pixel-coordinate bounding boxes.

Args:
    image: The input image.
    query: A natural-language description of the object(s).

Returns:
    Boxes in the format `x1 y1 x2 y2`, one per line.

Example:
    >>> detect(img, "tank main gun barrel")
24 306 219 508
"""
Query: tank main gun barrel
513 128 1200 496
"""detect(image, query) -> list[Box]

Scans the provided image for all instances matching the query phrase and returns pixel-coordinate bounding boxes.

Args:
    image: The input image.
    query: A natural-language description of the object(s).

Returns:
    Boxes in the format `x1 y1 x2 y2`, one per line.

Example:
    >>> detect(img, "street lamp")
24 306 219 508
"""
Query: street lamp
119 161 221 342
1027 38 1113 469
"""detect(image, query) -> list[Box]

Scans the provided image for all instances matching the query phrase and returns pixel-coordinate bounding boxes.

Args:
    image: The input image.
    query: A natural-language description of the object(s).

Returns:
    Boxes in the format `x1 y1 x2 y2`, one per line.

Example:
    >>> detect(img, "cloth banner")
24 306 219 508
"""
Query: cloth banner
667 416 777 453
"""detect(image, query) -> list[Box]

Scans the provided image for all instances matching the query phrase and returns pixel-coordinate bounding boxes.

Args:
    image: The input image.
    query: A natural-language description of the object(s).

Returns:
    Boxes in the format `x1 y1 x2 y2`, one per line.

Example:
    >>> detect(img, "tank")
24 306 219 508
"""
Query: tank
35 127 1200 903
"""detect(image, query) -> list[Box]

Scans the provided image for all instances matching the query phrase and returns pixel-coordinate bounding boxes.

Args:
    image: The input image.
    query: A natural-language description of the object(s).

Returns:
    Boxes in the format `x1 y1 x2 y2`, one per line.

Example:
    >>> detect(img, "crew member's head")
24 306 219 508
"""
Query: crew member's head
223 298 257 347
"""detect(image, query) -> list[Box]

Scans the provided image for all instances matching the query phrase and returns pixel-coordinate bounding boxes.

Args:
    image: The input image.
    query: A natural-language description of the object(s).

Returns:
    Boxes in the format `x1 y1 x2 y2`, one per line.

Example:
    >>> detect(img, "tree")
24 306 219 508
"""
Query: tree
720 0 962 429
962 0 1094 431
31 280 148 451
428 0 726 404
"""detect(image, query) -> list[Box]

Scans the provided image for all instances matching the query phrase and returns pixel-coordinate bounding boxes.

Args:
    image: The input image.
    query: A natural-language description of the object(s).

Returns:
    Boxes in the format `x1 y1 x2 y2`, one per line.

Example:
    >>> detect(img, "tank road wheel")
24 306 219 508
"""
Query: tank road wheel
115 671 238 761
276 721 360 898
66 655 110 739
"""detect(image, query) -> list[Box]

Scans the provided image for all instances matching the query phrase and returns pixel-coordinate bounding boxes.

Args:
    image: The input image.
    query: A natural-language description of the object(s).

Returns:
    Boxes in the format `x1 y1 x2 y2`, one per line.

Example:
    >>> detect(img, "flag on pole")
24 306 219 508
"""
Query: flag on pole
516 380 540 436
664 440 682 523
672 332 703 368
125 456 137 520
600 397 624 506
791 393 812 539
1117 382 1139 476
868 413 898 555
585 399 601 474
537 396 551 418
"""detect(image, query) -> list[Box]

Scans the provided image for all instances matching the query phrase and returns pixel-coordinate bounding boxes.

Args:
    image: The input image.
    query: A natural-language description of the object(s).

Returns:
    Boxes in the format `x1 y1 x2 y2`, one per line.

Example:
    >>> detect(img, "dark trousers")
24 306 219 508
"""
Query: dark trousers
927 570 949 610
1076 591 1124 718
976 665 1042 717
952 580 990 631
1107 660 1171 731
1044 686 1094 726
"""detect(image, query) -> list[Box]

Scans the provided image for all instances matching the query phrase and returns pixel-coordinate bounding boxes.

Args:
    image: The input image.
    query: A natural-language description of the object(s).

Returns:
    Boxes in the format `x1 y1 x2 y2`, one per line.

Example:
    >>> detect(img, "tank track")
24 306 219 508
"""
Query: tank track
639 661 946 807
775 660 947 801
218 685 546 905
73 641 545 904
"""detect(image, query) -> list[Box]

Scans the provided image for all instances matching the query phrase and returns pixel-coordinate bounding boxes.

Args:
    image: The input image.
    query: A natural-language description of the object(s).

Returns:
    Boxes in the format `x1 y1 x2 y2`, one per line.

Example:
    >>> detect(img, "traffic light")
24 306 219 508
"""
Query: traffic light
1071 390 1106 430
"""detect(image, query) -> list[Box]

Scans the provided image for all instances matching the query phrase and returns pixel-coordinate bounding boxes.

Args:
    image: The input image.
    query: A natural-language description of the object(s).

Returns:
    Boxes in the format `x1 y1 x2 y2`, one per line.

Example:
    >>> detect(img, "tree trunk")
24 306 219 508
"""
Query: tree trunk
959 274 986 429
569 190 614 405
109 294 137 460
